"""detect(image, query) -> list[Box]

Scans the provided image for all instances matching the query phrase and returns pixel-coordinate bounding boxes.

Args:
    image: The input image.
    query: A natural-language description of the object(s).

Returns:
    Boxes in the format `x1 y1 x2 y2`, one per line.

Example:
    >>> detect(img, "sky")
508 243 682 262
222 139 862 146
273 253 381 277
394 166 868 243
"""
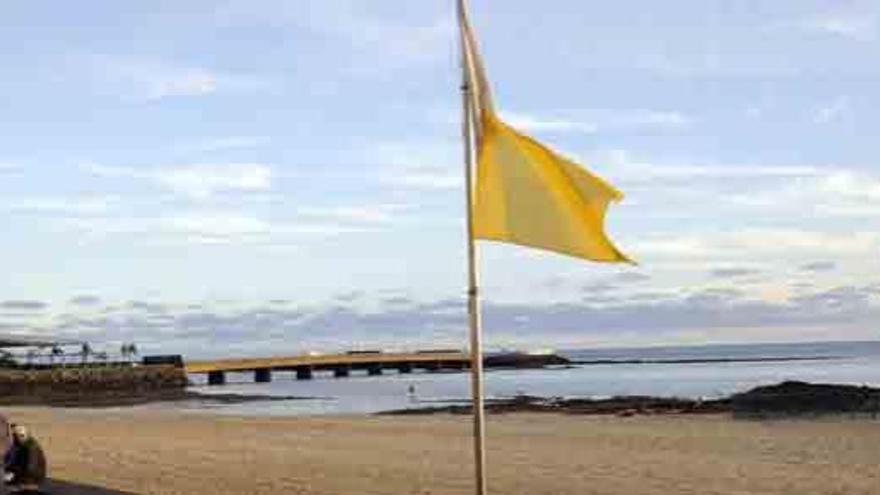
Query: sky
0 0 878 358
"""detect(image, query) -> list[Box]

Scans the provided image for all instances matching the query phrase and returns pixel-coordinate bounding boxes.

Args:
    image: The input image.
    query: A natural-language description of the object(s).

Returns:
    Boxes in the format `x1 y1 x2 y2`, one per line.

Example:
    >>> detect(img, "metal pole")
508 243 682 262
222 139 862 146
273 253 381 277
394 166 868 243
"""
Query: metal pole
458 1 487 494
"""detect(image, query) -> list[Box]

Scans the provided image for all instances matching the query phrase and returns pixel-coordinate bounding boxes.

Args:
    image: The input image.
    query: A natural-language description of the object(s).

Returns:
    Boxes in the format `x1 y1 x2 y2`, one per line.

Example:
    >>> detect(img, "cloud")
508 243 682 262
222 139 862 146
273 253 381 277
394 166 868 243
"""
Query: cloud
610 272 651 284
716 169 880 219
335 291 364 303
384 166 462 191
595 150 880 224
633 230 879 260
160 213 271 239
296 204 409 224
1 301 48 312
126 301 169 314
813 96 850 124
215 1 453 70
85 163 272 200
817 172 880 202
501 113 597 134
8 196 118 215
800 261 837 273
32 281 880 357
500 109 691 135
82 54 269 101
709 267 762 279
799 11 877 41
56 209 381 247
181 137 272 153
370 141 462 192
596 149 824 182
381 296 416 307
69 296 102 307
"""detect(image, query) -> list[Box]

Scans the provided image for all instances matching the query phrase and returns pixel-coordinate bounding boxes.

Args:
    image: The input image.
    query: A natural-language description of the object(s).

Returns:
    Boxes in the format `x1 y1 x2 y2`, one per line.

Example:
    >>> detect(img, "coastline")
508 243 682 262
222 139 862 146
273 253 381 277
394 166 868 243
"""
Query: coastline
4 381 878 419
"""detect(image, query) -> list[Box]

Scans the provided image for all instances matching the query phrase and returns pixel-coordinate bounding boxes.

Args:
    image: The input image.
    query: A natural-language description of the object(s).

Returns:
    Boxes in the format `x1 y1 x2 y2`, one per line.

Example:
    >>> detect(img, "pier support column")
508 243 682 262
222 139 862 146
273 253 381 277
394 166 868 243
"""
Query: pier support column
295 366 313 380
254 368 272 383
333 366 350 378
367 364 383 376
445 360 466 371
207 371 226 386
397 362 413 374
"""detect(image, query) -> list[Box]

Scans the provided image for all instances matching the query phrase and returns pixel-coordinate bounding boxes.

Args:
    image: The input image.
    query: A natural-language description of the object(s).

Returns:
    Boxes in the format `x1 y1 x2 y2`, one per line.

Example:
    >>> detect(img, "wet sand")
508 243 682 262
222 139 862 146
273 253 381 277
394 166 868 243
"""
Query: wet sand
4 407 879 495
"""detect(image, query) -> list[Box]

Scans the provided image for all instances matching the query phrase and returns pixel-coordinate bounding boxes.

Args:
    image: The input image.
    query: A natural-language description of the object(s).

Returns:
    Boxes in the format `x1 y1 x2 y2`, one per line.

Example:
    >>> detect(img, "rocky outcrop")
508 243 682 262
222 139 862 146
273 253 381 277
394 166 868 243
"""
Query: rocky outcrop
383 382 880 417
730 381 880 416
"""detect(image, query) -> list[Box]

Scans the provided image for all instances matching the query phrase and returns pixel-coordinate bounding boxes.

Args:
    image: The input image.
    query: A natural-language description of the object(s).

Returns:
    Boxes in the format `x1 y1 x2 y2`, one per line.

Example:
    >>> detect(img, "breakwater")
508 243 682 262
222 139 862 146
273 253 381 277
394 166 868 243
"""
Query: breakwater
0 365 187 406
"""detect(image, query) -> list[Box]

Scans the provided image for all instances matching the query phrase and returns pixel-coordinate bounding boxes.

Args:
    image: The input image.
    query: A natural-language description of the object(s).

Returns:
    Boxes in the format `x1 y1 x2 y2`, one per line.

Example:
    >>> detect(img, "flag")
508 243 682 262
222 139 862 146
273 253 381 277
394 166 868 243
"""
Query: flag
460 7 631 263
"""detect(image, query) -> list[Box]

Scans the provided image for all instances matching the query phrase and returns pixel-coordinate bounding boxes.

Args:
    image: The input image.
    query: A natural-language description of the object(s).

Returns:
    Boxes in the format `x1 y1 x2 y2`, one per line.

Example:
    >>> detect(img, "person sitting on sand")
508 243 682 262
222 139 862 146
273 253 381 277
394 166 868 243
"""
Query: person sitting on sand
3 424 46 494
0 415 10 495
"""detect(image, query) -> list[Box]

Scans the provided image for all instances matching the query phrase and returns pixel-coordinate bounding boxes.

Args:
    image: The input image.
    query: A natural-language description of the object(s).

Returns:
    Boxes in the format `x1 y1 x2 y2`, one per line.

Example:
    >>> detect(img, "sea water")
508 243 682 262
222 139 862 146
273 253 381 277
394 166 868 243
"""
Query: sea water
182 341 880 416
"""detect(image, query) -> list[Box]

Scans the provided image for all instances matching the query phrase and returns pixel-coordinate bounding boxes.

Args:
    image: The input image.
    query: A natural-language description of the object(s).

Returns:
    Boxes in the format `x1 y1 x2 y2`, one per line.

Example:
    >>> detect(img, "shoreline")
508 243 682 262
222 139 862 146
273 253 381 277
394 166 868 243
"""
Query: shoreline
3 381 879 418
570 355 841 365
0 389 320 408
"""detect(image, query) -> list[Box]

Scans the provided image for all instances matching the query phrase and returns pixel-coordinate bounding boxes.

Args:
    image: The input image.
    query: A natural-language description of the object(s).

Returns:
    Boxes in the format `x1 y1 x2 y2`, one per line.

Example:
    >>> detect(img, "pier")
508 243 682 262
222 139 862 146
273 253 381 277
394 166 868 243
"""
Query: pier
185 351 569 385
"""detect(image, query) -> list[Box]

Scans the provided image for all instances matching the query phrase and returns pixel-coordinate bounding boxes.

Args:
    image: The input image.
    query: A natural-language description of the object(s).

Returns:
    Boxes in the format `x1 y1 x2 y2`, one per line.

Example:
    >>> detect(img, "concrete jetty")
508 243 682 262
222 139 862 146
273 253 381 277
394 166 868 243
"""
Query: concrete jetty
185 351 570 385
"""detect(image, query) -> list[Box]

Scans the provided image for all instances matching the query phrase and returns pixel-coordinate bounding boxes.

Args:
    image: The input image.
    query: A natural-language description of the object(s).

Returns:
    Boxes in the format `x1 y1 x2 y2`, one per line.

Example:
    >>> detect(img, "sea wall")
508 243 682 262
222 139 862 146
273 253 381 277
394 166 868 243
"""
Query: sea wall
0 365 188 406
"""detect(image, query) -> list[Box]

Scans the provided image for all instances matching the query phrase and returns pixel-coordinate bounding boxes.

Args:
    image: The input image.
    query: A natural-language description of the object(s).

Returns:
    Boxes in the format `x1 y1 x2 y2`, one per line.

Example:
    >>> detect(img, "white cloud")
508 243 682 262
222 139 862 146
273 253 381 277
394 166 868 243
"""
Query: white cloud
817 171 880 201
82 54 270 101
633 229 879 260
716 169 880 218
800 11 876 41
160 213 271 238
9 195 118 215
595 149 823 182
85 163 272 200
296 204 408 224
383 166 462 191
181 136 271 153
626 111 690 127
214 1 453 69
500 109 691 135
501 113 597 133
55 209 384 247
812 96 850 124
367 141 463 192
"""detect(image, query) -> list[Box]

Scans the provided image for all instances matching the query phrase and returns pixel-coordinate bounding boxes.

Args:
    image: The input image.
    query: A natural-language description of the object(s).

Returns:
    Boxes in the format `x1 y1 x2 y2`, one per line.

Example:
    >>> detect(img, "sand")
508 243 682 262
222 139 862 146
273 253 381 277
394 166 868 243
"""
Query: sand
3 407 879 495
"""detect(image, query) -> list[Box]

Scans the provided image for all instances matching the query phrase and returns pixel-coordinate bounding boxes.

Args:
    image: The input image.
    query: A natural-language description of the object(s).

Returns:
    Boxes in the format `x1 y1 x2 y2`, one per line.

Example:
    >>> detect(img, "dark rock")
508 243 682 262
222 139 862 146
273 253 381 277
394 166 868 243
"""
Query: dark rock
730 381 880 416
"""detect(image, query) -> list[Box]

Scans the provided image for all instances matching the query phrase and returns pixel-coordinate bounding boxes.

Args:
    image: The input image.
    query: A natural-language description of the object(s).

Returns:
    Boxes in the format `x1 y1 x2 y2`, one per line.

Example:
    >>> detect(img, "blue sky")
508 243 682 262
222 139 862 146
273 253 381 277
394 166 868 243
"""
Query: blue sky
1 0 878 358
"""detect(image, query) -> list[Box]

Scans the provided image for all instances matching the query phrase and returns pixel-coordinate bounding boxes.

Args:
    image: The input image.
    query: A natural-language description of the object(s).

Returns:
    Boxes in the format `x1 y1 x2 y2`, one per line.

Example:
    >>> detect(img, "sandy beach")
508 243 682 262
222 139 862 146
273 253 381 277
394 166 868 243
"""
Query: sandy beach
1 407 877 495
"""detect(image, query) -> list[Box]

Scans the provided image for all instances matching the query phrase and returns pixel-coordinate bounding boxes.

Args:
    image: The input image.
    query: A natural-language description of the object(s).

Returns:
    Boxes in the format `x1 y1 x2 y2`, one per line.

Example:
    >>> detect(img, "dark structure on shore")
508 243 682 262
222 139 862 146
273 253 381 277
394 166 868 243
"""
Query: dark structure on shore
730 381 880 416
0 365 187 406
187 351 571 385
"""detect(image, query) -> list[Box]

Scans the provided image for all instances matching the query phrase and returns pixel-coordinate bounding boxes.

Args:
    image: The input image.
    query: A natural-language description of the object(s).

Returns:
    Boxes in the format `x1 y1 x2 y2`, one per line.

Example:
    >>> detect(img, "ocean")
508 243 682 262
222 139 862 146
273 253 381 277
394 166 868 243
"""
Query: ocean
180 341 880 416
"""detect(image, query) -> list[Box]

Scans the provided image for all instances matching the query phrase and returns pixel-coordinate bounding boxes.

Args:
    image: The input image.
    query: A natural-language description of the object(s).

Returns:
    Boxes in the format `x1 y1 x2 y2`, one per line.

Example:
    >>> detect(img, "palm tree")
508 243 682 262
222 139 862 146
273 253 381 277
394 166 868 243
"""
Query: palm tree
50 345 64 367
81 342 93 366
0 350 14 368
128 343 138 364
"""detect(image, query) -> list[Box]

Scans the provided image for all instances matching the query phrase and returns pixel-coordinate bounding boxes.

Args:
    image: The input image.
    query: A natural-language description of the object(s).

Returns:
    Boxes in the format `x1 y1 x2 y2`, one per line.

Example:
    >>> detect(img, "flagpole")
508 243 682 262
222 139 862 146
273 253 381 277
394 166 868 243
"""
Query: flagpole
457 1 487 495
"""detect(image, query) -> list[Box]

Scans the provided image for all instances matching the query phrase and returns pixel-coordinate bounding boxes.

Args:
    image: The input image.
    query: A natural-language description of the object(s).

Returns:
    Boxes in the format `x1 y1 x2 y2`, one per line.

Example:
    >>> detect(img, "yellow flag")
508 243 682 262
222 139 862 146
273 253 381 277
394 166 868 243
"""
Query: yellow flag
460 6 631 263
